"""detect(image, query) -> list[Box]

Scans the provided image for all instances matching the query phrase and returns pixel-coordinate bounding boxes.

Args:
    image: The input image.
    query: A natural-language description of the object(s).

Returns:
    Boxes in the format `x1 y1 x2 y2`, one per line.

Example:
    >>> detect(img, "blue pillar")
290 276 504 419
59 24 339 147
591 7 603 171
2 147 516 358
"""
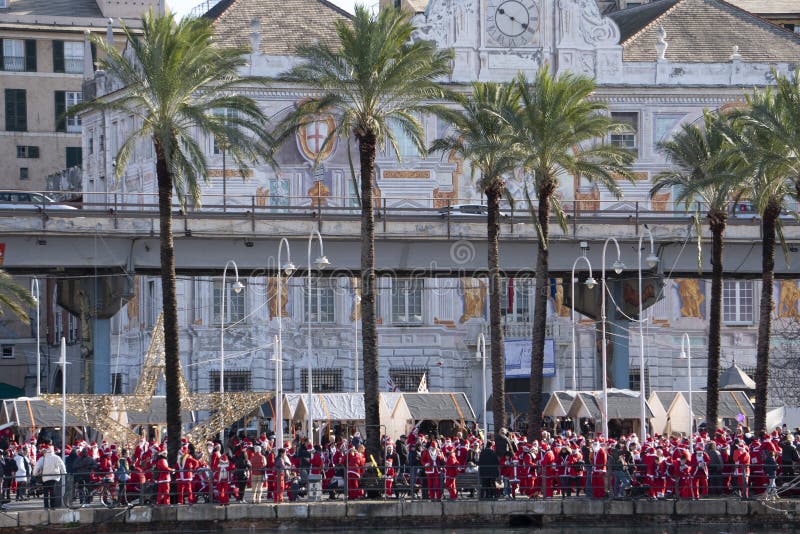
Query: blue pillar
609 281 630 389
92 318 111 393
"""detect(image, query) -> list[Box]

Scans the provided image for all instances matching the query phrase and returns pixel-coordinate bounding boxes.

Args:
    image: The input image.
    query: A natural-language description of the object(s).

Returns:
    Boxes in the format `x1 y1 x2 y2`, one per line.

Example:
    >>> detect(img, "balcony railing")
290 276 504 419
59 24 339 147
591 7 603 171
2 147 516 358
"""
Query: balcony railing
3 55 23 71
64 58 84 74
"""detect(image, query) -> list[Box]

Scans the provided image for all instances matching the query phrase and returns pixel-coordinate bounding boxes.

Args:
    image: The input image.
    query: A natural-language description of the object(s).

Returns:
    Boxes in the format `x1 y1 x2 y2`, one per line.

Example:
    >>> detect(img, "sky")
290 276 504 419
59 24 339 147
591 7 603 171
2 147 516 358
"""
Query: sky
167 0 363 17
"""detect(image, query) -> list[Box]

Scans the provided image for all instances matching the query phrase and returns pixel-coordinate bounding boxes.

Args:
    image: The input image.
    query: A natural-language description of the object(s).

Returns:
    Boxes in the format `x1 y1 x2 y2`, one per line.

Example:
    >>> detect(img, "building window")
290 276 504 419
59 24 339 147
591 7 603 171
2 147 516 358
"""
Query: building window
1 345 13 359
304 279 335 323
300 368 344 393
53 309 64 344
213 278 246 325
629 366 650 397
2 39 24 71
4 88 27 131
209 370 252 392
269 178 290 207
501 278 531 322
19 168 29 181
111 373 123 394
63 41 84 74
723 280 753 325
67 313 78 344
65 92 82 133
389 367 429 392
146 280 158 328
391 278 423 324
610 112 638 151
66 146 82 168
212 109 238 155
16 145 39 159
388 119 419 158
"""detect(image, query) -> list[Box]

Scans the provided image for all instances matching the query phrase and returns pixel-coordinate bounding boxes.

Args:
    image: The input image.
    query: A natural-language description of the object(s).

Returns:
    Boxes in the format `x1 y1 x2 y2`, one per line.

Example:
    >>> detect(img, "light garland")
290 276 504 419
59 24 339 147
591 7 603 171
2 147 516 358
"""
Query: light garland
40 313 272 447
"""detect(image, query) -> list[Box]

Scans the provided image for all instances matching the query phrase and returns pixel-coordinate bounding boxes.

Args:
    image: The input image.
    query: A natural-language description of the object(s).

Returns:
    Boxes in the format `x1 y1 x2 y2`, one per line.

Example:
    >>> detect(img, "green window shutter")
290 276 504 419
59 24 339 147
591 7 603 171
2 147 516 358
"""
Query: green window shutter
5 89 27 132
24 40 36 72
90 43 96 68
66 146 82 168
52 40 64 73
54 90 66 133
0 39 4 71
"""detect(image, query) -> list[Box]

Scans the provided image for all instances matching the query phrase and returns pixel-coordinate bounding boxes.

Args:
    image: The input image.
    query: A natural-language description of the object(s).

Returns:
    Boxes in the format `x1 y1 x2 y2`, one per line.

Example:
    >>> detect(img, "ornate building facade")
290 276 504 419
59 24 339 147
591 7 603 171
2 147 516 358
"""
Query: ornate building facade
79 0 800 430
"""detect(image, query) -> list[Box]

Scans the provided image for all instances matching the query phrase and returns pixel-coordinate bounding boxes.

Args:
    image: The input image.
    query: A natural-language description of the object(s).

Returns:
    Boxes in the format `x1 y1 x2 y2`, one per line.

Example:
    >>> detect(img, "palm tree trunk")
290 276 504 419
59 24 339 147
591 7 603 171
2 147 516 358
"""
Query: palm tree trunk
486 181 506 435
705 211 726 434
528 179 554 441
357 130 380 459
754 199 780 431
155 139 181 468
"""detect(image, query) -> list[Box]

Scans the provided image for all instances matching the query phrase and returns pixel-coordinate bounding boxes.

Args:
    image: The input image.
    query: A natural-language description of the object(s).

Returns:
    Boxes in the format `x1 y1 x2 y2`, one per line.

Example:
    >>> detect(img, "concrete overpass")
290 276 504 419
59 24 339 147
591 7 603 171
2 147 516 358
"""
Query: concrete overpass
0 204 795 278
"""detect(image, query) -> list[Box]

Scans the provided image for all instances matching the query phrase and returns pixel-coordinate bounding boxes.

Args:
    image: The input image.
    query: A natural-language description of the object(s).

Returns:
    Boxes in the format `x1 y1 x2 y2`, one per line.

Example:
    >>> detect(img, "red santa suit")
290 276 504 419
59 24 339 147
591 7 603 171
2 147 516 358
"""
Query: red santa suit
518 446 535 498
642 447 659 498
385 457 396 497
590 444 607 499
444 451 460 500
175 448 198 504
540 445 557 498
691 448 709 498
566 449 584 496
155 450 174 505
421 443 444 500
346 448 365 499
214 455 233 505
265 449 276 500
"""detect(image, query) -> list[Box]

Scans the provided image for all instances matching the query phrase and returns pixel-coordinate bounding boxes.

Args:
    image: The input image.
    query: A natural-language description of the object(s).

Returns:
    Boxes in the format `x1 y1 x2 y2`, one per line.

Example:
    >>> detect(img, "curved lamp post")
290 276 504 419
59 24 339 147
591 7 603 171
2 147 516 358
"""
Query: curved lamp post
275 238 295 449
600 237 624 440
680 333 693 436
306 230 330 446
31 278 40 397
353 293 361 393
571 255 597 390
476 332 487 438
637 228 658 438
220 260 244 444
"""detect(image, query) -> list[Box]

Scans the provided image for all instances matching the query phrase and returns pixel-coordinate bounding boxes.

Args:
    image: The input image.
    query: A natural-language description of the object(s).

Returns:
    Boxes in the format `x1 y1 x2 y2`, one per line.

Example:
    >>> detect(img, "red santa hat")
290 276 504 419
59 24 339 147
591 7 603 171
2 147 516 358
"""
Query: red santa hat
158 449 167 457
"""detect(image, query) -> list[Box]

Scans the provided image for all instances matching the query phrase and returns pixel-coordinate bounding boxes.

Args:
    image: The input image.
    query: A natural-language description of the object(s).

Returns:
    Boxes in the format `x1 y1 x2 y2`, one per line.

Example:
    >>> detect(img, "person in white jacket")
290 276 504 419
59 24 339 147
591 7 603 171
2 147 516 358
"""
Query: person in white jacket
33 446 67 509
13 448 30 501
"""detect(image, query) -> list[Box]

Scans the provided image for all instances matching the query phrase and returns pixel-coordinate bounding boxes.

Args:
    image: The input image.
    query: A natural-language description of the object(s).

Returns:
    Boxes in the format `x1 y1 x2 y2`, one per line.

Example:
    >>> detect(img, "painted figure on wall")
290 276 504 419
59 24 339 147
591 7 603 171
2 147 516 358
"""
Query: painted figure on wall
459 277 486 323
677 279 704 318
777 280 800 319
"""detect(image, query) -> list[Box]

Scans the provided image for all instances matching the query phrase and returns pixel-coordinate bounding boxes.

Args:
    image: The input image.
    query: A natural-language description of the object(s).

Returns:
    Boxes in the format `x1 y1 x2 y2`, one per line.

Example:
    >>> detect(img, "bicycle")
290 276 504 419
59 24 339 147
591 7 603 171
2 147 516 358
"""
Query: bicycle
64 474 118 509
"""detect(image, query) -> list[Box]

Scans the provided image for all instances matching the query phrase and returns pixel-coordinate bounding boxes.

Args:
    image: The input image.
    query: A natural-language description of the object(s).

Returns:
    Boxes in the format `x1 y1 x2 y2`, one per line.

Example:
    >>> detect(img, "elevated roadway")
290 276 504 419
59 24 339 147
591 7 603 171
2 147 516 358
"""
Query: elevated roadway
0 205 794 278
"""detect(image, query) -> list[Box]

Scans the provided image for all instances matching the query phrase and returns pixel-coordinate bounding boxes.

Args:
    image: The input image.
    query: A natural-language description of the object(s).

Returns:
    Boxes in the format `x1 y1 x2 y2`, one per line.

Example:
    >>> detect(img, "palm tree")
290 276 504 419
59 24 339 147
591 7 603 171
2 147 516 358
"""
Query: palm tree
75 12 274 463
510 68 635 440
734 77 800 431
430 82 521 434
650 110 750 434
0 271 35 323
276 6 453 458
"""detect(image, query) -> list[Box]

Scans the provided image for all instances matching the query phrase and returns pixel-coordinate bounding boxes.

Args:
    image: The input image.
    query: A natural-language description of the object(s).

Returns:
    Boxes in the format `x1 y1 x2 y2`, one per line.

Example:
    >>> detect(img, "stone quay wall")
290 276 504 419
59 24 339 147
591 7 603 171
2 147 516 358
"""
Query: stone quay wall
4 499 800 532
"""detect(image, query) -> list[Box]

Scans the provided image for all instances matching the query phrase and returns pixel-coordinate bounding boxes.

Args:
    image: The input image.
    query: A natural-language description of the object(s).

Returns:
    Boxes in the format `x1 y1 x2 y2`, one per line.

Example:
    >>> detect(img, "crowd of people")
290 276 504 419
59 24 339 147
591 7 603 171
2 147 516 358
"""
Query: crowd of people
1 423 799 509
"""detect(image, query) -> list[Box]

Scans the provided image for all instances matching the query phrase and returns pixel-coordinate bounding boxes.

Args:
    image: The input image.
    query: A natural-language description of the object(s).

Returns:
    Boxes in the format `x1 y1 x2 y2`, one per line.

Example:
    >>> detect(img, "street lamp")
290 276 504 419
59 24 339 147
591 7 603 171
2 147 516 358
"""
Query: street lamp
306 230 330 446
353 293 361 393
220 260 243 444
31 278 40 397
57 337 69 462
600 237 624 440
571 252 596 390
476 332 487 438
637 227 658 438
680 333 693 436
275 237 295 449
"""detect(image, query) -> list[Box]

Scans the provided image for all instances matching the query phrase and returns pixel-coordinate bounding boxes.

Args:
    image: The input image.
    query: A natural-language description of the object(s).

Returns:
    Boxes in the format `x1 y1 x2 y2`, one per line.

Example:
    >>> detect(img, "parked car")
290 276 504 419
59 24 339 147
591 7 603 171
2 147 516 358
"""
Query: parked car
0 191 78 210
438 203 511 220
732 200 796 219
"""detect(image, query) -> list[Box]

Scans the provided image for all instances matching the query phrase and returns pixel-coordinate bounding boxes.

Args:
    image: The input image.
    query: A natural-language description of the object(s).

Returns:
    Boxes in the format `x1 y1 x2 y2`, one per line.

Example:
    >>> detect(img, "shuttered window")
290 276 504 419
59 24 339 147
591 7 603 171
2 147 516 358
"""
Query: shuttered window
4 89 27 131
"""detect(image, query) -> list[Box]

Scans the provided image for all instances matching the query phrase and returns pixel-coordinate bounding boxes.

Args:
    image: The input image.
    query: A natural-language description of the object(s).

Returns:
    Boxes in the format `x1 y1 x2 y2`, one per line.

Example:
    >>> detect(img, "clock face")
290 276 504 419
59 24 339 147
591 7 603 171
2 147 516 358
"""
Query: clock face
486 0 539 48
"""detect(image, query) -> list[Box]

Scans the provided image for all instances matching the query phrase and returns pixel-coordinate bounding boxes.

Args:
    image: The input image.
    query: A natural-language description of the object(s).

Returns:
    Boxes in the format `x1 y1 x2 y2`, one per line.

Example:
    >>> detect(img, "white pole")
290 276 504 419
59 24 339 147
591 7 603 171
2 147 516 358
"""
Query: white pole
354 294 360 393
306 229 328 447
32 278 40 397
682 333 693 436
478 333 487 438
571 255 594 391
638 228 657 439
276 238 294 450
600 237 623 440
60 337 67 461
220 260 241 446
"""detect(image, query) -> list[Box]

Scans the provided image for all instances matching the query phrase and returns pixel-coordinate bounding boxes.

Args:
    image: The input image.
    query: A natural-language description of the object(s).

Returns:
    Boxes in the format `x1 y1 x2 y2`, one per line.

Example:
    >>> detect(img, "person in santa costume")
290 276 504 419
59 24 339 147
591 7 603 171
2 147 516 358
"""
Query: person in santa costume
691 445 709 499
175 444 198 505
590 440 607 499
443 449 461 500
345 446 365 500
214 453 233 505
517 444 535 498
421 440 444 500
154 448 174 505
540 443 557 498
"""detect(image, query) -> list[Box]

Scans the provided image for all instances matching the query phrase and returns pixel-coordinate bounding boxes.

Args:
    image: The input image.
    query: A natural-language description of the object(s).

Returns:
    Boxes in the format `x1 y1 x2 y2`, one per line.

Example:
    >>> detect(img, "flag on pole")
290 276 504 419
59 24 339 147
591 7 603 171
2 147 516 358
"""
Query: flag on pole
417 372 428 393
387 377 398 392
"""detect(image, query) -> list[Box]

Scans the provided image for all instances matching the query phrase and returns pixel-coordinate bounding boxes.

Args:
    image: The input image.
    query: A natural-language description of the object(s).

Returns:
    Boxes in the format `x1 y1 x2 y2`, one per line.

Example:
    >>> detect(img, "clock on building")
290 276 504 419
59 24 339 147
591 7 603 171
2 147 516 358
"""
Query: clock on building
486 0 539 47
